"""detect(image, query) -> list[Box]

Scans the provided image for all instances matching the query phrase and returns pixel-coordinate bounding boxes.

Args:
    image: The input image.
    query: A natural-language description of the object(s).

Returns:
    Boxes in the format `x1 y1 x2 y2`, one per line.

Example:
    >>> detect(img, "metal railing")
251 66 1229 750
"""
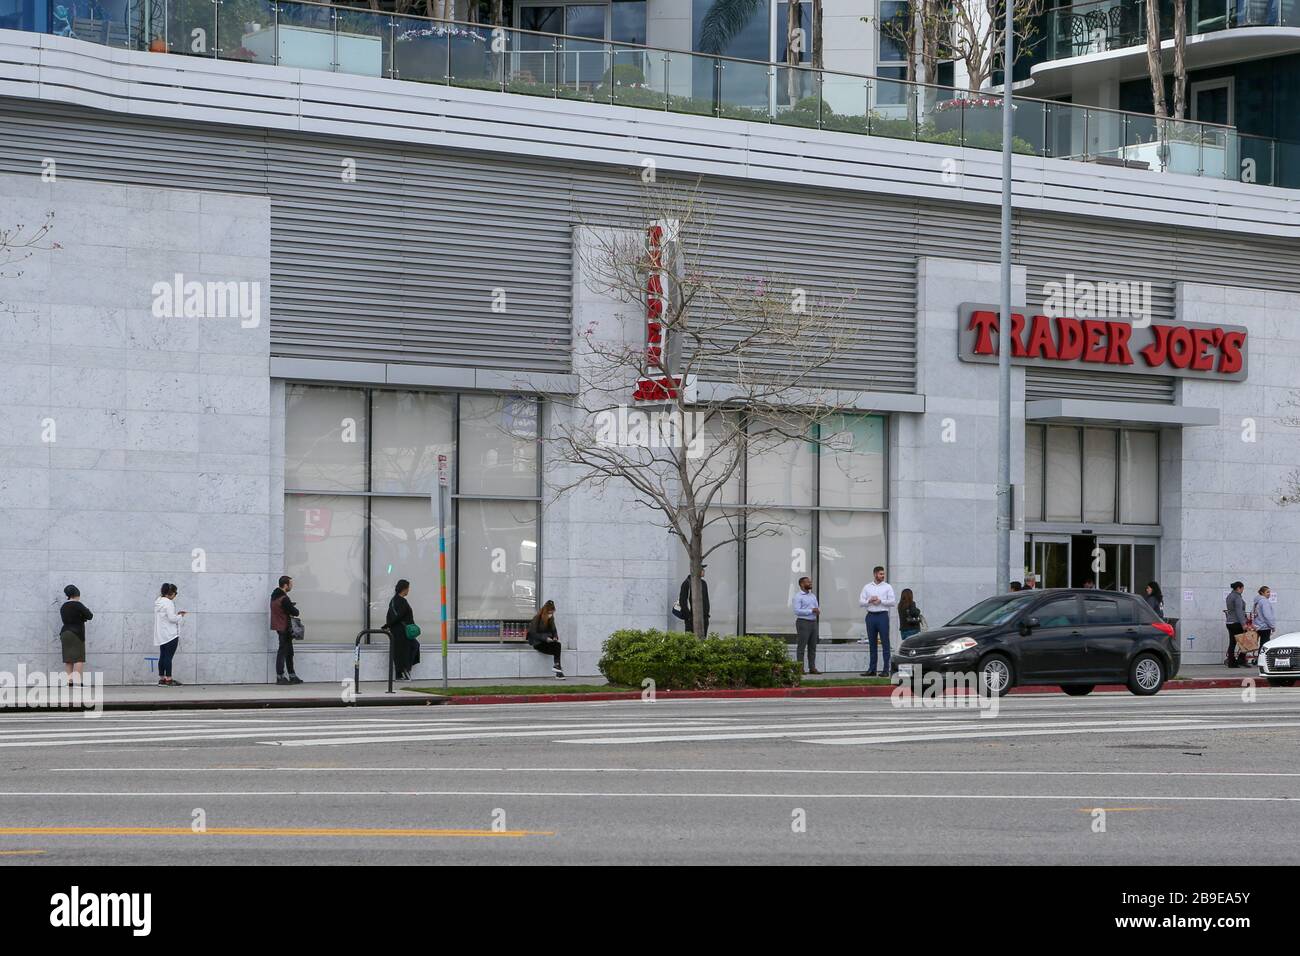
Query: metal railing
39 0 1283 188
1043 0 1300 63
353 627 396 698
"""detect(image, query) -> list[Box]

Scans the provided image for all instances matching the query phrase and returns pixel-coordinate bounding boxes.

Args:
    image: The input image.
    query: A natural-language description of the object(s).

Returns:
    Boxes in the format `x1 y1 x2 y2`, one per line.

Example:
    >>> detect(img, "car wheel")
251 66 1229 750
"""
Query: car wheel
1128 653 1165 696
978 654 1014 697
1267 677 1297 688
1061 684 1094 696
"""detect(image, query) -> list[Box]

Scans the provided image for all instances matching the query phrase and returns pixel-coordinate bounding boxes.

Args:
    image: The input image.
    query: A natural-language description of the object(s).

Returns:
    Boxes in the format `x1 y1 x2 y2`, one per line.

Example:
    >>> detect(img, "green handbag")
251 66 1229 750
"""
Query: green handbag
404 623 421 640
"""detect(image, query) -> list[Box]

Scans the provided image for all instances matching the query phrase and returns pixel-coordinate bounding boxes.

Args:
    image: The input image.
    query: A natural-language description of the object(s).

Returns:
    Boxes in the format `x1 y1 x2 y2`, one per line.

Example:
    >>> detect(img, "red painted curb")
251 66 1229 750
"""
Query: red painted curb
440 677 1255 705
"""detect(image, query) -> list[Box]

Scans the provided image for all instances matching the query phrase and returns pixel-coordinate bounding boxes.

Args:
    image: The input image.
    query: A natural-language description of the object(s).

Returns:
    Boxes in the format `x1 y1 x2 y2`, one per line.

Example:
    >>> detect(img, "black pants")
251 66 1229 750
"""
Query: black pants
1226 623 1244 666
529 638 562 666
276 630 295 676
158 637 179 678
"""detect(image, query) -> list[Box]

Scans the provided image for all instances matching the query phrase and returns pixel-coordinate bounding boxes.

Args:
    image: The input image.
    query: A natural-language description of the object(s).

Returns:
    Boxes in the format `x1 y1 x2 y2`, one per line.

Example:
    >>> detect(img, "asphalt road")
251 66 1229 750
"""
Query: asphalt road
0 688 1297 865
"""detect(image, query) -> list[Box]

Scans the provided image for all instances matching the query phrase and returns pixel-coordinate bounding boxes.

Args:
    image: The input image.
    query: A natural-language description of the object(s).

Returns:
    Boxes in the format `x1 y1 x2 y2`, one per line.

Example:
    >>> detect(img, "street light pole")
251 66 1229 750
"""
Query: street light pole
996 0 1015 594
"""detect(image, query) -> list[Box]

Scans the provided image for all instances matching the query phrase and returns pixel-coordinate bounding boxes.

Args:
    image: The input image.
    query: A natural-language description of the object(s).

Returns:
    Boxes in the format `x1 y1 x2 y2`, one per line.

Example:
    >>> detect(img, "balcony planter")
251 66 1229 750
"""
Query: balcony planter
932 96 1013 136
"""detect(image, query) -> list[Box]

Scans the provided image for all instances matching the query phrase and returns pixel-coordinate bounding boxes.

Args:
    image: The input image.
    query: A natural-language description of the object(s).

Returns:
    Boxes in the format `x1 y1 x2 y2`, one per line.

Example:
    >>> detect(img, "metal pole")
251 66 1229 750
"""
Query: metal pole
436 454 450 690
996 0 1015 594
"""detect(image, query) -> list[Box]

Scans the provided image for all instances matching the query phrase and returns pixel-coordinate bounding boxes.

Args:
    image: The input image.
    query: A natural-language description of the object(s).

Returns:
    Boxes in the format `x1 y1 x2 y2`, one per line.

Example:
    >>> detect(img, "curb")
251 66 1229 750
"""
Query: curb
0 694 449 713
439 676 1258 706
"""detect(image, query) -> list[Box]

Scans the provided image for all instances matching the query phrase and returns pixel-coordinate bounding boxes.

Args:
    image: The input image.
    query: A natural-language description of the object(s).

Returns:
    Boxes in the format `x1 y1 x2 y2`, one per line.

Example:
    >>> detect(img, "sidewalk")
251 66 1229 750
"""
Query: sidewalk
0 665 1266 711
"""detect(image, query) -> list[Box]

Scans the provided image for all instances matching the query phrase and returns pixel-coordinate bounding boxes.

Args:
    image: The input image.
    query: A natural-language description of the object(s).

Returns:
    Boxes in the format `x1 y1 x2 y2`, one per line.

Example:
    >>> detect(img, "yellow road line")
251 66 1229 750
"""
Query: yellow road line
0 849 46 856
0 827 551 838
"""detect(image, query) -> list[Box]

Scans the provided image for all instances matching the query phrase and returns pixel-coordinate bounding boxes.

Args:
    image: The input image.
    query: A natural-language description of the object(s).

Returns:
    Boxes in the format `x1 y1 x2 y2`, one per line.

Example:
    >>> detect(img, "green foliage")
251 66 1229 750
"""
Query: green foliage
603 63 647 88
599 629 801 691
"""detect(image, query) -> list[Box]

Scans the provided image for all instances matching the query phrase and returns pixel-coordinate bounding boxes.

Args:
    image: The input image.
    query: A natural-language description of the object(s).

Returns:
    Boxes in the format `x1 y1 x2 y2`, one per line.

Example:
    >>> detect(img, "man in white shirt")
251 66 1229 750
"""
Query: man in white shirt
858 565 896 677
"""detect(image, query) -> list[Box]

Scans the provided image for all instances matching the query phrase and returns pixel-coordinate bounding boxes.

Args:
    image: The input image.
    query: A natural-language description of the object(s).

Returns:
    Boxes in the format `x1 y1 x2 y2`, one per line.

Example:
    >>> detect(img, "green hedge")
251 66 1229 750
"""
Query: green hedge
598 629 801 690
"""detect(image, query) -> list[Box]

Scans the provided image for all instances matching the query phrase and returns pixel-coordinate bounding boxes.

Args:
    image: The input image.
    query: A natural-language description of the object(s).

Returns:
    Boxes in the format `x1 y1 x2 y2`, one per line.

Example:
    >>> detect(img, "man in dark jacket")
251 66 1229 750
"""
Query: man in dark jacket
679 566 710 636
270 575 302 685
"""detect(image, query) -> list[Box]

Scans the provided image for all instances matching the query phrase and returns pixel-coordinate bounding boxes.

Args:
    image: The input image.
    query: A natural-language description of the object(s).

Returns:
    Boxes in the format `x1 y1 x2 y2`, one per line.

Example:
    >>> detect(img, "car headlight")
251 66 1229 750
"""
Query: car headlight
937 637 978 656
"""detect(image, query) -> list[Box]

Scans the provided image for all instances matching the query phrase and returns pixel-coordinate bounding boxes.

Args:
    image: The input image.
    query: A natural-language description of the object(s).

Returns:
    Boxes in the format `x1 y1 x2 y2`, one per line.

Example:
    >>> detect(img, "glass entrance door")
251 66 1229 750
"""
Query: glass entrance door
1025 535 1070 589
1096 536 1158 594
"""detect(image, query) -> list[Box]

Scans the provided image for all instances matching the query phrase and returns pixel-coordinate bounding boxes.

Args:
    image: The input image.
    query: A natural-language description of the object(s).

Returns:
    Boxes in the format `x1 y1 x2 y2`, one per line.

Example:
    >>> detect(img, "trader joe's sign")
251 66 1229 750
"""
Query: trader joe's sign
957 304 1247 381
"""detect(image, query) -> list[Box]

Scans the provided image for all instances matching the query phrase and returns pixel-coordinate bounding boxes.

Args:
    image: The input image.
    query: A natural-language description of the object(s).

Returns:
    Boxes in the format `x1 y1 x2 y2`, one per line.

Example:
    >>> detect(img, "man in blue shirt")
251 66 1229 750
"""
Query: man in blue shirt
792 576 821 675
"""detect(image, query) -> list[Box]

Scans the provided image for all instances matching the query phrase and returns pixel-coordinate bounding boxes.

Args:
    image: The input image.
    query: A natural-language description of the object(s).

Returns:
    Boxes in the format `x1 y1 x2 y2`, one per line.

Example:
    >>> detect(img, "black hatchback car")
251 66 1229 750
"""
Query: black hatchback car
894 589 1179 697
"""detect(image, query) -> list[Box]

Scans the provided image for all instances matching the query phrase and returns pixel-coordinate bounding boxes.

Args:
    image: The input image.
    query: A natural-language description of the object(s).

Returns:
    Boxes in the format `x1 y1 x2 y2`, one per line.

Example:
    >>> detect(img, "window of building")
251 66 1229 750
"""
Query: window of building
876 0 910 106
1023 424 1159 526
284 384 540 645
679 413 888 640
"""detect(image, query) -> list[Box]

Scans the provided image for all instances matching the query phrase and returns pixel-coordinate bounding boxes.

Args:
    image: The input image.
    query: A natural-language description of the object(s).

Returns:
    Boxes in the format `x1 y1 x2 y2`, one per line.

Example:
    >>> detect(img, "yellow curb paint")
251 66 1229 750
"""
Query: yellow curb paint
0 827 552 838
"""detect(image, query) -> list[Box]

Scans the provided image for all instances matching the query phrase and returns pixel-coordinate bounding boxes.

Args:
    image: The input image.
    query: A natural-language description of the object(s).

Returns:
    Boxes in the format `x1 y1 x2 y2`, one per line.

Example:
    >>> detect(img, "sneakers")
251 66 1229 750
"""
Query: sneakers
553 666 566 680
169 678 184 686
808 668 821 675
157 678 169 686
860 670 877 677
276 676 290 685
856 638 870 645
287 674 304 684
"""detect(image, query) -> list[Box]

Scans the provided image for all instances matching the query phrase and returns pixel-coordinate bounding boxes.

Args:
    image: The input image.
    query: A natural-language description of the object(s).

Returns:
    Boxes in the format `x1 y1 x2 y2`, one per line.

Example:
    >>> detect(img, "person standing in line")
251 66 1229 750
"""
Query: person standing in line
1009 581 1023 592
1023 574 1038 590
385 579 418 681
1253 585 1277 649
679 566 710 636
1225 580 1248 668
1144 581 1165 620
153 583 188 686
59 585 92 685
792 576 820 676
270 575 303 685
898 588 923 641
858 565 896 677
526 599 565 679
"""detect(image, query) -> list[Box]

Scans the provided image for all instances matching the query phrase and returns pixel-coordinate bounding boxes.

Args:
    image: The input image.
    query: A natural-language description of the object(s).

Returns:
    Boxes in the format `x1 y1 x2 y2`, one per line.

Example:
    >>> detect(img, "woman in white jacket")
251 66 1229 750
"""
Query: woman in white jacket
154 583 188 686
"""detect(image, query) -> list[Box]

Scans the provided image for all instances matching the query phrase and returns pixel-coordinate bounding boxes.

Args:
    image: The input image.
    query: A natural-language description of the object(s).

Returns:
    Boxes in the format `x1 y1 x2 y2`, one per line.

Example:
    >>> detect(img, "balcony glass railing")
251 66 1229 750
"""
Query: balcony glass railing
1044 0 1300 62
38 0 1284 188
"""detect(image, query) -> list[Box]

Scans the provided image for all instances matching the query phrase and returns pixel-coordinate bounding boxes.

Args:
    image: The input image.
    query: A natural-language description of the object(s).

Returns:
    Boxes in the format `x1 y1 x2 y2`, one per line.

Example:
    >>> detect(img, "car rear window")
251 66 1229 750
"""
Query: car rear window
1083 596 1136 625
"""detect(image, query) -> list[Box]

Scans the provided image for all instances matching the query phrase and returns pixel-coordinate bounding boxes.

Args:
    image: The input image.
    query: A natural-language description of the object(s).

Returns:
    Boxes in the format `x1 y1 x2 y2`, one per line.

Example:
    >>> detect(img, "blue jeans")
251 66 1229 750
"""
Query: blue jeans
866 612 890 673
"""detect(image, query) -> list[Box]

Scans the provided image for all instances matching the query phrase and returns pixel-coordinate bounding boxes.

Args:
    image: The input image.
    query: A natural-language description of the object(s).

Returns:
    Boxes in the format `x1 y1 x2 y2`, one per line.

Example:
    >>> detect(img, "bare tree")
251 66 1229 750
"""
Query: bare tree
948 0 1043 92
542 185 868 638
0 212 57 312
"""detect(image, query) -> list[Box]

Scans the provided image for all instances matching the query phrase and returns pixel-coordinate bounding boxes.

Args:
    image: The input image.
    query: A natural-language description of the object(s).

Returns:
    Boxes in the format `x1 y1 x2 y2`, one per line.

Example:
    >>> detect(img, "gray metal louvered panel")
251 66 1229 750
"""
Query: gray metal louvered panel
1025 367 1176 404
4 96 1300 392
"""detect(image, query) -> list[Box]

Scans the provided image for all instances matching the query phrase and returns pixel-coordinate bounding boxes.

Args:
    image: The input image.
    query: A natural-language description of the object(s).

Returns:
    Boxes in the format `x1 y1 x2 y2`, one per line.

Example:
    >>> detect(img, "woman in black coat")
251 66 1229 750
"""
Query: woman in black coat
527 600 565 679
385 580 418 680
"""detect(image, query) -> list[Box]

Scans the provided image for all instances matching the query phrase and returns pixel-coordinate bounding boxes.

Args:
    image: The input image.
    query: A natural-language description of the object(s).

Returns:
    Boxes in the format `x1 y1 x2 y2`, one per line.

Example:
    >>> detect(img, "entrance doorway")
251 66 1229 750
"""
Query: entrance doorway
1025 534 1157 592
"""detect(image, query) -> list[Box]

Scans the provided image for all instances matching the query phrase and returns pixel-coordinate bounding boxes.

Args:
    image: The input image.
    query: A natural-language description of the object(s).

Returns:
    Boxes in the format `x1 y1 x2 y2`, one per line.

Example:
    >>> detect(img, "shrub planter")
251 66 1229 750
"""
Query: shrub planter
599 629 801 691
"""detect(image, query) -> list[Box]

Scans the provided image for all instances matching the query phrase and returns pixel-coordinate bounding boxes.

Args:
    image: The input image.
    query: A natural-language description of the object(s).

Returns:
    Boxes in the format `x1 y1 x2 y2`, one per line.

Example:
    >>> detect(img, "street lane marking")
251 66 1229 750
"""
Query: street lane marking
0 790 1295 802
0 826 549 838
805 720 1300 745
0 849 45 856
48 766 1300 777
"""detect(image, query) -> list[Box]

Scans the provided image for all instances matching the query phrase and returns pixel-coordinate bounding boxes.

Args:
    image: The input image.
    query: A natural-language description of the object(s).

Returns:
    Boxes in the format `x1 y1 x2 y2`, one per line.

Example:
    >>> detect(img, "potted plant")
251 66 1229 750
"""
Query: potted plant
148 36 167 53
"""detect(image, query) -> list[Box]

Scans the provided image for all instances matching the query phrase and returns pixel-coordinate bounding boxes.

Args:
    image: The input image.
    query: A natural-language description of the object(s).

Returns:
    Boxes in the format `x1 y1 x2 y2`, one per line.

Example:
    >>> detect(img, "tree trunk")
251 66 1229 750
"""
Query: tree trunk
1172 0 1187 120
688 525 706 639
786 0 801 106
811 0 823 72
1144 0 1166 117
493 0 503 26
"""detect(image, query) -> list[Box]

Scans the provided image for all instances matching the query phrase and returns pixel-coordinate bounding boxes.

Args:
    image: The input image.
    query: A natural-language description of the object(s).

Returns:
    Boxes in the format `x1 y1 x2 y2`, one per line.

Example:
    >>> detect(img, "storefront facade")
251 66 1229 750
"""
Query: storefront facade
2 30 1300 682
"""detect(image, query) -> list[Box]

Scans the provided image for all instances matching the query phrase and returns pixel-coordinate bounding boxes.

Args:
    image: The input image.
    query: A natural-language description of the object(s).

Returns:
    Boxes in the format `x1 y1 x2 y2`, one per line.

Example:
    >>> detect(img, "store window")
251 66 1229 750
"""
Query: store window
1024 424 1159 526
284 385 540 645
678 413 887 639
